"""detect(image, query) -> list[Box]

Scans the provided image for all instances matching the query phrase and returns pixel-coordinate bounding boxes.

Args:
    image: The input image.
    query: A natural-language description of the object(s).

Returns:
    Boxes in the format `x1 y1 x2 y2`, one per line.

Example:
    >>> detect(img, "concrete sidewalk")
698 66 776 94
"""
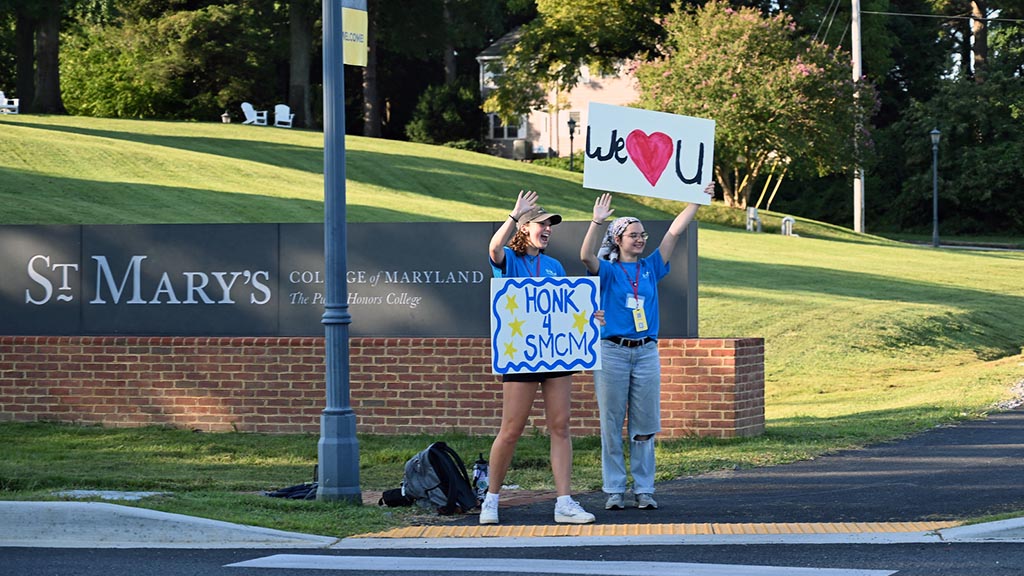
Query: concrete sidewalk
0 501 339 549
1 499 1022 550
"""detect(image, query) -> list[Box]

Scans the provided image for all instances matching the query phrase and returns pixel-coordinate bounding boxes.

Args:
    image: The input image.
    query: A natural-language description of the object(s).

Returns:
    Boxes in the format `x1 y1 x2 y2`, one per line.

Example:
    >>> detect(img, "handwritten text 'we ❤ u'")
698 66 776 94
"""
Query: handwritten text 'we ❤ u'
586 126 706 187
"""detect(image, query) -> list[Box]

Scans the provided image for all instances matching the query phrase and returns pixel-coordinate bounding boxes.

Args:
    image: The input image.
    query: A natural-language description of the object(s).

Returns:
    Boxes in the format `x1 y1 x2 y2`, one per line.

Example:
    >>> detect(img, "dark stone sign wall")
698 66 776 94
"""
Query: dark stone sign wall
0 221 697 338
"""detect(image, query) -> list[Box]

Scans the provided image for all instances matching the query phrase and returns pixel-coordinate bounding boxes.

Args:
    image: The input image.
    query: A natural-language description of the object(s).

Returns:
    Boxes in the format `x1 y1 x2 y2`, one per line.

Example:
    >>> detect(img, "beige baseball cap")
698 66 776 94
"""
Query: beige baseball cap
519 206 562 225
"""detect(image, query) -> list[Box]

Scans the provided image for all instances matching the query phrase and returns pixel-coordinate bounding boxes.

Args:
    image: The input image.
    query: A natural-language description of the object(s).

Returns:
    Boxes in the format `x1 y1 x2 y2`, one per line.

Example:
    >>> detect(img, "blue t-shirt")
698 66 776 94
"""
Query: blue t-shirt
491 246 566 278
593 251 670 340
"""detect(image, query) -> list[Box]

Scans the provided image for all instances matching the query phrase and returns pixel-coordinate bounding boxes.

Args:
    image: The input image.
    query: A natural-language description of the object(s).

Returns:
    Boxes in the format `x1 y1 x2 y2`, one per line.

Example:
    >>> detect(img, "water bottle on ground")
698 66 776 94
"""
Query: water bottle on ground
472 453 489 501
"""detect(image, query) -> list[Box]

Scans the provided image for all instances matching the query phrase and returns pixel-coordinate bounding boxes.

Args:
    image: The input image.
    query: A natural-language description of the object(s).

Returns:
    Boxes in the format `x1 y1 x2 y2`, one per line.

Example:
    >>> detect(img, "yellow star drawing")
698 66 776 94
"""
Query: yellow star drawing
504 294 519 314
572 310 589 334
508 317 525 338
503 340 518 359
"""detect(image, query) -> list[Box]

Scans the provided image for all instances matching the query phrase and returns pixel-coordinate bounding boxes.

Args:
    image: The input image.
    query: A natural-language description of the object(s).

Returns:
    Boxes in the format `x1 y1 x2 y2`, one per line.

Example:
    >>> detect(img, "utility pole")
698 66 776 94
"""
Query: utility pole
931 129 941 248
851 0 865 234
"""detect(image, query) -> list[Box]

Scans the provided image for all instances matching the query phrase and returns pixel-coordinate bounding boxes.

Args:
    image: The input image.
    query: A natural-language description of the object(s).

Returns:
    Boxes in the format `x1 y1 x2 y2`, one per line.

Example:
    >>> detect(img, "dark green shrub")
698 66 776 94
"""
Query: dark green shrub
531 152 584 173
405 82 484 146
444 139 486 152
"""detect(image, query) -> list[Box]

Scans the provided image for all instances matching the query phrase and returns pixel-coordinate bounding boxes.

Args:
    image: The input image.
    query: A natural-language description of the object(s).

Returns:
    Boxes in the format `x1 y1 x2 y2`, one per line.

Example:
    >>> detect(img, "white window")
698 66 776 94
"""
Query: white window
481 65 500 90
488 114 526 140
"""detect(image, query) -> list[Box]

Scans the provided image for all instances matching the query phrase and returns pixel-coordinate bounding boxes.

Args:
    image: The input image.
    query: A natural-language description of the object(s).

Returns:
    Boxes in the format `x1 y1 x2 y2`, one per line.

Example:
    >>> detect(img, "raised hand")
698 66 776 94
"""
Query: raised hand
512 189 538 219
592 193 615 223
702 181 715 197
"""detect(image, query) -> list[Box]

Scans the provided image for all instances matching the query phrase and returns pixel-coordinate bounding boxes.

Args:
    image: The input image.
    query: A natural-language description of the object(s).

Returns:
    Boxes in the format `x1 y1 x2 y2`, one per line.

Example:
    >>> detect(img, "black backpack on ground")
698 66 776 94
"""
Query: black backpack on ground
398 441 479 515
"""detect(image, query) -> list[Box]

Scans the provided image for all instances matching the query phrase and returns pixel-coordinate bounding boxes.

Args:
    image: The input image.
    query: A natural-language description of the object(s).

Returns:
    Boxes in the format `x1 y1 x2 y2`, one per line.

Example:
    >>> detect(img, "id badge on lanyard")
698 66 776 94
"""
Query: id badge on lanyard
631 303 648 332
619 262 648 332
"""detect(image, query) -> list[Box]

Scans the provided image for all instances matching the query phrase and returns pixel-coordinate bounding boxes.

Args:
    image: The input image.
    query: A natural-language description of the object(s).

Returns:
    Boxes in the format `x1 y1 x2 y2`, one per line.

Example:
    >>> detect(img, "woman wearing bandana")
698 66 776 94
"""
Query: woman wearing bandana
580 185 712 511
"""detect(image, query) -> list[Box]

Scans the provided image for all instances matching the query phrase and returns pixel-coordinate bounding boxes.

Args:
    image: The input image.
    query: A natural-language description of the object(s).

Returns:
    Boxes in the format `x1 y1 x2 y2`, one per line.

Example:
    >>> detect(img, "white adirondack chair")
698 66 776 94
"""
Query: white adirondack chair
240 102 267 125
274 104 294 128
0 91 19 114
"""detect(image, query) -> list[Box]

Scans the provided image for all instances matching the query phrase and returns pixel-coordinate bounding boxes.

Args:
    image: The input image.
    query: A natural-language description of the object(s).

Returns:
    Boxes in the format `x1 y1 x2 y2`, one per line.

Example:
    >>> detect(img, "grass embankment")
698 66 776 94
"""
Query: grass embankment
1 115 1022 537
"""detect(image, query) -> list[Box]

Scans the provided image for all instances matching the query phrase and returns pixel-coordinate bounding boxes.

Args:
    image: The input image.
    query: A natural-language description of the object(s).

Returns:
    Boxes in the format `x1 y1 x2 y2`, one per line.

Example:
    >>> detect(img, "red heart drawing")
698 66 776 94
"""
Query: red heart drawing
625 130 673 187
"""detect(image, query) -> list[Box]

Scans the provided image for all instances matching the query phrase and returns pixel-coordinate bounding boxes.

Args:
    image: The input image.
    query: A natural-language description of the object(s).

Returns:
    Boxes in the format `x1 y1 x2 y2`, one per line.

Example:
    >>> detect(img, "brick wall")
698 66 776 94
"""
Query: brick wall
0 336 764 438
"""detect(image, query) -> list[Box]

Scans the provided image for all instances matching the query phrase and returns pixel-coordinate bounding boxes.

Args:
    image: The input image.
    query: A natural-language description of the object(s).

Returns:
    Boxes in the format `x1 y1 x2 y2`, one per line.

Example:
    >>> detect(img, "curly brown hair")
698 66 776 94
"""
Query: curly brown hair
507 225 544 256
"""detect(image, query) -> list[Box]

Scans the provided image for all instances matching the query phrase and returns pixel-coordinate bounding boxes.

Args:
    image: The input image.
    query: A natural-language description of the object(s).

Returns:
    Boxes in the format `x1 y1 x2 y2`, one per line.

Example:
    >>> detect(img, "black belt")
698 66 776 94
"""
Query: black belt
606 336 655 348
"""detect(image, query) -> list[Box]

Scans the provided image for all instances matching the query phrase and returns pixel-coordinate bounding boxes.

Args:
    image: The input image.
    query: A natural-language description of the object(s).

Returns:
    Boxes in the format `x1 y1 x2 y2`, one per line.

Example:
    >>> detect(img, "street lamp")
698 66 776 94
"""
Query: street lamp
567 117 577 171
930 128 941 248
317 0 361 503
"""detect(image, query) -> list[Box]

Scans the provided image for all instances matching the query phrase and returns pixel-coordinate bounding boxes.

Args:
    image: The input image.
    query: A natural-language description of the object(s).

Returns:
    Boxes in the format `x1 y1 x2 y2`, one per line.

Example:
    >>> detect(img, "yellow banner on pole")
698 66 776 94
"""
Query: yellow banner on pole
342 0 368 67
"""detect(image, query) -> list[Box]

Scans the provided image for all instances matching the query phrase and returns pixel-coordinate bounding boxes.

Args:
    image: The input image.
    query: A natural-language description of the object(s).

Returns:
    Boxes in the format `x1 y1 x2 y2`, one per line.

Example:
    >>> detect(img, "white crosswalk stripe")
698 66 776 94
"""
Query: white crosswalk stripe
227 554 896 576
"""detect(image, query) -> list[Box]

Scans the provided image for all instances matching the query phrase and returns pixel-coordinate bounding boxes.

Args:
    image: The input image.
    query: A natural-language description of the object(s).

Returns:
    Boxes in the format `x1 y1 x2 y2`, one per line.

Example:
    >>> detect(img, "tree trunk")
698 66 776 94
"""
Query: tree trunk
32 0 64 114
957 9 972 80
443 46 456 85
15 11 35 114
289 0 314 128
971 0 987 83
716 166 740 208
442 0 456 85
362 0 381 137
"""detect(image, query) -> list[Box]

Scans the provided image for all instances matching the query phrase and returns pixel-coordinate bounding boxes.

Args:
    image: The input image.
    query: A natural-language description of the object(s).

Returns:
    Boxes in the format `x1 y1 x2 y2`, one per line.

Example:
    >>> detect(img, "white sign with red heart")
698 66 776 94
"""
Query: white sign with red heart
582 102 715 205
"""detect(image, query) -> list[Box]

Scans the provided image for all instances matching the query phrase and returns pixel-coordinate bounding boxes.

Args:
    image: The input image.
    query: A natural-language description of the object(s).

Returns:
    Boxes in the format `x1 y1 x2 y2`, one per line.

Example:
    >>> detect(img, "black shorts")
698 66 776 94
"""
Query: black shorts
502 370 577 383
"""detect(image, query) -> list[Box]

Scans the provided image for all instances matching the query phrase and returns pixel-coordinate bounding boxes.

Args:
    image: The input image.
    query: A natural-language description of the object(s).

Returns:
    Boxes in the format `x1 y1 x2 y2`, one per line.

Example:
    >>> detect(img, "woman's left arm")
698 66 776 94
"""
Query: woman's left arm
658 181 715 262
581 193 614 274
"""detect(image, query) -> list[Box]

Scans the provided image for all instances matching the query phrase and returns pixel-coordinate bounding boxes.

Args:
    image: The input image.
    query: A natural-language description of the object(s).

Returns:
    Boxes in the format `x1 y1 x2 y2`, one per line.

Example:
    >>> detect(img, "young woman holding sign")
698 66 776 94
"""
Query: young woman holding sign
580 185 713 511
479 189 596 526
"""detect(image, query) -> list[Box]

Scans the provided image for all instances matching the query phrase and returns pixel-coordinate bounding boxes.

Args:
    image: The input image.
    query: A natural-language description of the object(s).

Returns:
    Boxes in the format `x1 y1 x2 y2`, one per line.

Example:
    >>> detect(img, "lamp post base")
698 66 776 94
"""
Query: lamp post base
316 410 361 502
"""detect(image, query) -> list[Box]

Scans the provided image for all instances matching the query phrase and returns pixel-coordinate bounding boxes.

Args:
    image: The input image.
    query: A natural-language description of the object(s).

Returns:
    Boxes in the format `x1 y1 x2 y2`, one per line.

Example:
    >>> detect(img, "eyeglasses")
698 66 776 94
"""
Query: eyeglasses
622 232 649 240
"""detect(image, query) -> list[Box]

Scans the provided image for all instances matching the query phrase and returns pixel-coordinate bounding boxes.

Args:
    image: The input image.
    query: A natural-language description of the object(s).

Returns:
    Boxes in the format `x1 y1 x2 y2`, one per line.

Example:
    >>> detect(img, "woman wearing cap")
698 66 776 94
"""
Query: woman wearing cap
580 185 713 512
479 189 596 526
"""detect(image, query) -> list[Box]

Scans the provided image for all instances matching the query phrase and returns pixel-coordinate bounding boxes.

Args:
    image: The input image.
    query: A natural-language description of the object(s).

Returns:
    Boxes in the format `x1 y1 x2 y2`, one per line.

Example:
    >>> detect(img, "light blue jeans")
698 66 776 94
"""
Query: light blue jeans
593 339 661 495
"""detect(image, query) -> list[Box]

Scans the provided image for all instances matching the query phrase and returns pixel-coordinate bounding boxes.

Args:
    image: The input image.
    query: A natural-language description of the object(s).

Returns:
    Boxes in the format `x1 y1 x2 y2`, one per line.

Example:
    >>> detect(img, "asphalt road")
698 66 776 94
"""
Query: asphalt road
3 408 1023 575
4 542 1024 576
449 407 1024 527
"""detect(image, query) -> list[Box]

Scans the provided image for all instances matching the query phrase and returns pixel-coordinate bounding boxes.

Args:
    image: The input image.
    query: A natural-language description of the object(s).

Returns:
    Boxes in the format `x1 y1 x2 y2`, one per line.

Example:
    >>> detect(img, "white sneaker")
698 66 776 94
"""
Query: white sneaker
554 499 596 524
479 497 499 525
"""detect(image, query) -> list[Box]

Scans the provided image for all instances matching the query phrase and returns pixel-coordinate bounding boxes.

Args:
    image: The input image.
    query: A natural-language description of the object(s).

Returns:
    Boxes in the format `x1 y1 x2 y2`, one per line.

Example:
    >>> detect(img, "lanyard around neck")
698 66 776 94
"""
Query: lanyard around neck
616 260 641 301
525 253 541 277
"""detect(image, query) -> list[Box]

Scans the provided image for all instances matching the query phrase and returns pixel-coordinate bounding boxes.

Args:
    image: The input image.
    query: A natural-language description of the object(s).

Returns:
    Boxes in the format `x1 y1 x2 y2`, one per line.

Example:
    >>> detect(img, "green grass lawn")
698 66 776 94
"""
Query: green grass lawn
877 231 1024 249
2 115 1023 538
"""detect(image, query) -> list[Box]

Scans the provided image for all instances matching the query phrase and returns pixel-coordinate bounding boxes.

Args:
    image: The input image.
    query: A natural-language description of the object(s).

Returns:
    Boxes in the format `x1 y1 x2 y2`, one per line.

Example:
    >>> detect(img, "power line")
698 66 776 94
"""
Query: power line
861 10 1024 24
837 18 850 49
814 0 842 42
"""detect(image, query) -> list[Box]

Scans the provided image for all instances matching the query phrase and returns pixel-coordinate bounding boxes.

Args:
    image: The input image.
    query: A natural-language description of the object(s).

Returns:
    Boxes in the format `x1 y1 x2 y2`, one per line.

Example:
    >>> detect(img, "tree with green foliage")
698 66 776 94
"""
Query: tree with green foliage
60 2 280 120
775 2 1024 235
0 0 67 114
361 0 505 137
0 9 15 96
881 71 1024 234
634 1 875 209
482 0 673 122
861 3 1024 235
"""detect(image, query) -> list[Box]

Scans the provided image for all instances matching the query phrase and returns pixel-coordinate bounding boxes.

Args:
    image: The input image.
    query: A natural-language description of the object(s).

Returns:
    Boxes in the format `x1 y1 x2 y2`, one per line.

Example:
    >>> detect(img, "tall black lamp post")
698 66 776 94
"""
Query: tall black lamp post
567 117 577 171
930 128 941 248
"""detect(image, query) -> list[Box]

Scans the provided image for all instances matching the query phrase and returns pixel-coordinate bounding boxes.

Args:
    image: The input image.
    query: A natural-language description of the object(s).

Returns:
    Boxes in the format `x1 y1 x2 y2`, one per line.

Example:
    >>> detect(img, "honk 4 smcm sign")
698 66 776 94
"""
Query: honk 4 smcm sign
583 102 715 205
490 276 601 375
